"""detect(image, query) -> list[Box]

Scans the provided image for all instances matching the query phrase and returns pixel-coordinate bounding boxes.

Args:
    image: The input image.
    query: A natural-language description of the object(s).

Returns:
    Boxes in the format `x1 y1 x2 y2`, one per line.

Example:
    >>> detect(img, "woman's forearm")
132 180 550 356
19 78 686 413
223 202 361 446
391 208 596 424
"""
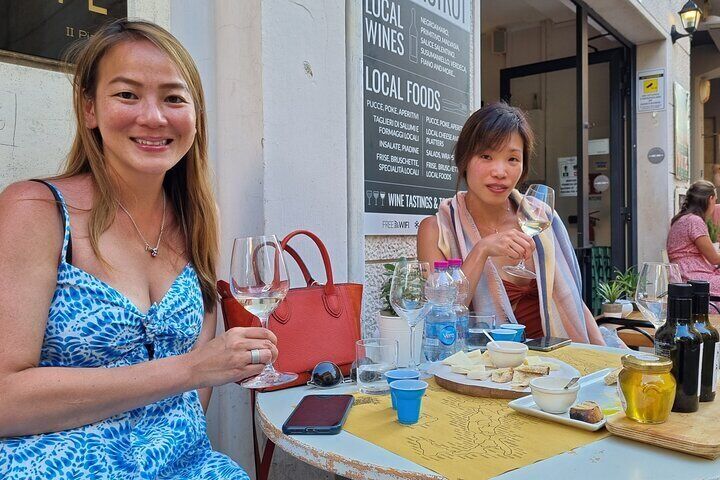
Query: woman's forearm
0 353 195 437
460 244 489 307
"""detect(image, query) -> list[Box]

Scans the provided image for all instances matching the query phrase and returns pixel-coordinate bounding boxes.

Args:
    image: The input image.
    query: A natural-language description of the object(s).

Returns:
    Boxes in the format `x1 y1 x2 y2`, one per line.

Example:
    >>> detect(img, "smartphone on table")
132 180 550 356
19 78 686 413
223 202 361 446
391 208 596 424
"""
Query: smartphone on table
525 336 571 351
281 394 354 435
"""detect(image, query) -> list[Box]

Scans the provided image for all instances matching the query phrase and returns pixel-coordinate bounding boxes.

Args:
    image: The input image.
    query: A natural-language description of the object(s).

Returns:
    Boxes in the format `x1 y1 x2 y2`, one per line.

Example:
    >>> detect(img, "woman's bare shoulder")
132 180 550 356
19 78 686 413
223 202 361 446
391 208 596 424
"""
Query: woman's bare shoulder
0 180 64 260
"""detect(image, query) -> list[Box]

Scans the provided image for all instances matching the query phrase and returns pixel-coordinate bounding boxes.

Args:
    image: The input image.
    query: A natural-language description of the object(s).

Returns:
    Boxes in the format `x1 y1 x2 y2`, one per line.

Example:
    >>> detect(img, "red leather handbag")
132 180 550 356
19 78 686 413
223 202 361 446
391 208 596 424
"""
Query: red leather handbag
217 230 362 480
217 229 362 389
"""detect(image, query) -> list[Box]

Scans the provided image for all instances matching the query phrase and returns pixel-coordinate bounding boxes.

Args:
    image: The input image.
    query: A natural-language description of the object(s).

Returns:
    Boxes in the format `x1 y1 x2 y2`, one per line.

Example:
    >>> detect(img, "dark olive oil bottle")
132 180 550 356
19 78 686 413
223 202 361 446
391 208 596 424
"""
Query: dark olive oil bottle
689 280 719 402
655 283 703 413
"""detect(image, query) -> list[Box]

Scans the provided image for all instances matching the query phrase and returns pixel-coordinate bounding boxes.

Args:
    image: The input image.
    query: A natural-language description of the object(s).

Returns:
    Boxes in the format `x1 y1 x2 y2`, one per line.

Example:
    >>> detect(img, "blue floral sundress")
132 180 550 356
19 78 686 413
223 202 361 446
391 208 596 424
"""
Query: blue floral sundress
0 182 248 480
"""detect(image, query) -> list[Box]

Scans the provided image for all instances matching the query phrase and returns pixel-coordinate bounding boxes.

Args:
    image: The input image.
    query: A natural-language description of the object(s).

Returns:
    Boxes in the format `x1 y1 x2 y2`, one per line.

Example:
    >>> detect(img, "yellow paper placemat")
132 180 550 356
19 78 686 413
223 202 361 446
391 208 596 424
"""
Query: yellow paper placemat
343 347 624 480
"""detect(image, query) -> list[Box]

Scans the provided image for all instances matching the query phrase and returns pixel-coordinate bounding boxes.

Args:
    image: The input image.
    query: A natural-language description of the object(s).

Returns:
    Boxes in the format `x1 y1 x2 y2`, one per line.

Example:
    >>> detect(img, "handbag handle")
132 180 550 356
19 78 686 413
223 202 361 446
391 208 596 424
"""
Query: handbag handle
280 230 336 295
249 240 315 288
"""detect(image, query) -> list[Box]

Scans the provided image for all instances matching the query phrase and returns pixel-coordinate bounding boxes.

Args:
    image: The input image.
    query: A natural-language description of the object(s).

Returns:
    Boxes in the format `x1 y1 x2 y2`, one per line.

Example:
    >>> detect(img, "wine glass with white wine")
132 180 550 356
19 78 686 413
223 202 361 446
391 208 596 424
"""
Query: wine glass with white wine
503 184 555 279
230 235 297 388
635 262 682 329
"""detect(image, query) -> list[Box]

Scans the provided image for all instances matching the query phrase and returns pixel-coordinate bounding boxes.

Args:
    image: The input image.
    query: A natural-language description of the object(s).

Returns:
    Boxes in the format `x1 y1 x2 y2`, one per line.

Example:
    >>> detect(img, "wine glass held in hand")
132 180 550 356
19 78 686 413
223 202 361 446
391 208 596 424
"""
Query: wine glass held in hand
230 235 298 388
634 262 682 329
504 184 555 279
389 260 430 371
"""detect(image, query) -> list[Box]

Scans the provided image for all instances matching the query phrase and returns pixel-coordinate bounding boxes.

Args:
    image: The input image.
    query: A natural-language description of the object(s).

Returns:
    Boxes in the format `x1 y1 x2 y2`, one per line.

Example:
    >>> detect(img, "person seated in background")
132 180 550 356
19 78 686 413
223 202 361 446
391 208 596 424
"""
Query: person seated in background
667 180 720 294
0 19 275 479
417 102 605 345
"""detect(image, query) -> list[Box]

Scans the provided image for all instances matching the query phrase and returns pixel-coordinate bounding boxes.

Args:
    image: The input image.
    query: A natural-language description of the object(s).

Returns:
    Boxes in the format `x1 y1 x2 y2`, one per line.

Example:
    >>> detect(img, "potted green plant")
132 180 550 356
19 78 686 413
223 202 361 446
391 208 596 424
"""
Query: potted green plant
613 266 639 315
597 280 625 318
379 262 398 317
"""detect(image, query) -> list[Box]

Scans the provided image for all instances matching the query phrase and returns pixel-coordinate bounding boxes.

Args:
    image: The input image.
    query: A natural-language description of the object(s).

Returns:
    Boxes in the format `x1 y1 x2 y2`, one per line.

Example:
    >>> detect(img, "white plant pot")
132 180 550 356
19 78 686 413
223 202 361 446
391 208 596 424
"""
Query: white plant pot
602 303 623 318
617 299 634 318
377 312 424 368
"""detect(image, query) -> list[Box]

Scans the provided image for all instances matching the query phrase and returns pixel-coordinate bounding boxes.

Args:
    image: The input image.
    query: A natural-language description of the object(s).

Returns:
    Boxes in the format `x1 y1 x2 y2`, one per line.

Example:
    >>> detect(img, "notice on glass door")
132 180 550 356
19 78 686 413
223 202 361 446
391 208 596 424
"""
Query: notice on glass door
363 0 472 235
558 156 578 197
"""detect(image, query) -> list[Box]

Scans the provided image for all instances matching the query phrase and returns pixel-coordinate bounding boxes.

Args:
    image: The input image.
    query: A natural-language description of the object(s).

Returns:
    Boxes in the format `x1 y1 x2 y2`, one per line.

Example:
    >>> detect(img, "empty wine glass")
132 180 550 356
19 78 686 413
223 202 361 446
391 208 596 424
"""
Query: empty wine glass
504 184 555 279
634 262 682 329
230 235 298 388
389 260 429 371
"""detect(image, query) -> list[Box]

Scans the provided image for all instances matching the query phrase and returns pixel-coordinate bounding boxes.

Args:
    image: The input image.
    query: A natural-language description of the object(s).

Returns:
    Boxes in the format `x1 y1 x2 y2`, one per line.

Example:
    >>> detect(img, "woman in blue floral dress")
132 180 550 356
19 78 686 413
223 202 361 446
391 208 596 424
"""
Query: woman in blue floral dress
0 19 277 479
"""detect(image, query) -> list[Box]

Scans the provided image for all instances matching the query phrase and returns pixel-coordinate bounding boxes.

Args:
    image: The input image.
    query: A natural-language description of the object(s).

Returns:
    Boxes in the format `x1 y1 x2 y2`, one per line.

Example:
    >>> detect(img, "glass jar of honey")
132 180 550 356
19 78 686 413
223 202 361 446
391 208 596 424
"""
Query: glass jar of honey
617 353 676 424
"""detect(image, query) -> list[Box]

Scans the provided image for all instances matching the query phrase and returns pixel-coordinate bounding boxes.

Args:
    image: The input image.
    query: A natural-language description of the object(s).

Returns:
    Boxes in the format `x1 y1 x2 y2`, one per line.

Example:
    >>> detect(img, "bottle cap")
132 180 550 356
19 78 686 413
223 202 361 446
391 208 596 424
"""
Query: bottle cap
688 280 710 296
448 258 462 267
434 260 449 269
668 283 692 299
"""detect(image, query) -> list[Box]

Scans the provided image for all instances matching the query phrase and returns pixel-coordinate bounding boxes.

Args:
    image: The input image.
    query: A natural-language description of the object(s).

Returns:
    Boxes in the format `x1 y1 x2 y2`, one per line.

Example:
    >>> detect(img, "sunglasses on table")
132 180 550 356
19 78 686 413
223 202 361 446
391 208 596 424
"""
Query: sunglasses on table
306 361 354 388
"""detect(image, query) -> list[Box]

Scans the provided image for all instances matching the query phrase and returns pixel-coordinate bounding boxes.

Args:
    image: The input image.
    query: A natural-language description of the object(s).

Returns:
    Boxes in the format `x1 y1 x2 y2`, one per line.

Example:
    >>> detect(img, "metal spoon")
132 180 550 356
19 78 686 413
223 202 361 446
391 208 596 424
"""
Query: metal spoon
482 329 498 348
564 377 580 390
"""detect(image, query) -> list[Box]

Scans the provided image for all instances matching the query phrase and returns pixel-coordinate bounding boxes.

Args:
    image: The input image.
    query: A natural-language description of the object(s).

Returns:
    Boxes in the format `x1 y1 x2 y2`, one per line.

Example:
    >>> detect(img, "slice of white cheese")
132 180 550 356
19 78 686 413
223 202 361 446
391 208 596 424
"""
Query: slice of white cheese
451 365 471 374
467 349 484 360
467 368 492 380
442 351 473 368
523 356 543 366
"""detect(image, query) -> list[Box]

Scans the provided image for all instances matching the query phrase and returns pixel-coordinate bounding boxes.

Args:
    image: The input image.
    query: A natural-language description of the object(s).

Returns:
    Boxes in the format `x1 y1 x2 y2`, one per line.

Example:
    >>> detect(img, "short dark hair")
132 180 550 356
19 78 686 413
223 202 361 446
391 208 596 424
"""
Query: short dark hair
453 102 535 189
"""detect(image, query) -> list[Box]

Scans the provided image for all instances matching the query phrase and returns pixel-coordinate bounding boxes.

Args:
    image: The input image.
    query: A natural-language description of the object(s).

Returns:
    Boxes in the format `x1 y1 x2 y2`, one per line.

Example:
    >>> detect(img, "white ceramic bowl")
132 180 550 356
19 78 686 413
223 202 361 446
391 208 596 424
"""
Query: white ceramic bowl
486 341 528 368
530 376 580 414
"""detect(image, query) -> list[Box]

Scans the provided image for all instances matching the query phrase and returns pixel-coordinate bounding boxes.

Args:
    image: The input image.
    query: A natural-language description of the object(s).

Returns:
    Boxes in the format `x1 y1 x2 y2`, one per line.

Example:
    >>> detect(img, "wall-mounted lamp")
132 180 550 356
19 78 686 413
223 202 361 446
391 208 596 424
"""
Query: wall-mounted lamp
671 0 702 43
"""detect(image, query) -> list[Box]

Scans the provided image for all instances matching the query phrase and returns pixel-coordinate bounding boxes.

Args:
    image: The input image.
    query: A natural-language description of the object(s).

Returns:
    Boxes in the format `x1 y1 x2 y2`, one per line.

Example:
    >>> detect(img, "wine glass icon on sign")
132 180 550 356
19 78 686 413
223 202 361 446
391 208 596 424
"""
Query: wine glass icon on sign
373 191 379 206
380 191 386 206
366 190 373 206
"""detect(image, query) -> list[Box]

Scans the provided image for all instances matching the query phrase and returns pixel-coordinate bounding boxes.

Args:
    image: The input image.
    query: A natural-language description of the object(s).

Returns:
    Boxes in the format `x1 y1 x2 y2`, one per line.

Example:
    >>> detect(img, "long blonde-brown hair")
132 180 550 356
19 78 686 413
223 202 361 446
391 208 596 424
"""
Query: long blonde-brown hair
59 19 218 312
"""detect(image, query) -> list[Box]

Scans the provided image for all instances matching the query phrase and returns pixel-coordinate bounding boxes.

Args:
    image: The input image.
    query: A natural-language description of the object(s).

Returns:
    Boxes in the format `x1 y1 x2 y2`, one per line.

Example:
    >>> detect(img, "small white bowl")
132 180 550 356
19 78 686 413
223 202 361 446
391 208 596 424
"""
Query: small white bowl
530 376 580 414
487 341 528 368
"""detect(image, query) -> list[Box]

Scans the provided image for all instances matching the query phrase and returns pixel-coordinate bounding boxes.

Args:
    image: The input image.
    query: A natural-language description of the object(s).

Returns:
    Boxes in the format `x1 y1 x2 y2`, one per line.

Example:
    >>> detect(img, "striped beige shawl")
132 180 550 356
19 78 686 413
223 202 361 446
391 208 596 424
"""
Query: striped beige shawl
436 191 605 345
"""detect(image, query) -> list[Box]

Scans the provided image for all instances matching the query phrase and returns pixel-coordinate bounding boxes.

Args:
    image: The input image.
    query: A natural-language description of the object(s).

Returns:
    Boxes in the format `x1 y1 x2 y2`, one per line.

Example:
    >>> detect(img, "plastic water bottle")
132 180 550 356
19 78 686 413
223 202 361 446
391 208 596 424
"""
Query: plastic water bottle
422 260 458 362
448 258 469 352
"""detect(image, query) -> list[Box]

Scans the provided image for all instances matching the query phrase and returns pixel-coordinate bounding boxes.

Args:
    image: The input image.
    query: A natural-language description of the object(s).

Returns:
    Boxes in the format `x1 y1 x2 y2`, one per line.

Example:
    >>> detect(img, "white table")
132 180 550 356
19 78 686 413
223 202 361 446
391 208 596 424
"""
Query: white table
256 345 720 479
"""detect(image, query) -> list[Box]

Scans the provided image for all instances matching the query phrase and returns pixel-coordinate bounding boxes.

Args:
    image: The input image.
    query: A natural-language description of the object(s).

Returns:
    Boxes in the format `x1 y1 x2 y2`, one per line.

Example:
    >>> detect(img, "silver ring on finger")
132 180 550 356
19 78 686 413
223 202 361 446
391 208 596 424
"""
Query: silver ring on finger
250 349 262 365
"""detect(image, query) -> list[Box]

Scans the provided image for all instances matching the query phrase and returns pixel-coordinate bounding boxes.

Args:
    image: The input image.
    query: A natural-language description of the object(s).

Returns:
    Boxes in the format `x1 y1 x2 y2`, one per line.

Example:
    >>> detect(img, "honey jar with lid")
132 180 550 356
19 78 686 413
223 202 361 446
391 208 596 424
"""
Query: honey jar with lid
618 353 676 424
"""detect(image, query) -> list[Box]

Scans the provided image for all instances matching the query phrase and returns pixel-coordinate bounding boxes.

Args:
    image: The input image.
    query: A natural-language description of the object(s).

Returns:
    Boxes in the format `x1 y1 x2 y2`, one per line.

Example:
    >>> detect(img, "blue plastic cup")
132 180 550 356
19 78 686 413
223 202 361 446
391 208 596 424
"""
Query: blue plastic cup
502 324 526 342
385 369 420 409
490 329 517 341
390 379 428 425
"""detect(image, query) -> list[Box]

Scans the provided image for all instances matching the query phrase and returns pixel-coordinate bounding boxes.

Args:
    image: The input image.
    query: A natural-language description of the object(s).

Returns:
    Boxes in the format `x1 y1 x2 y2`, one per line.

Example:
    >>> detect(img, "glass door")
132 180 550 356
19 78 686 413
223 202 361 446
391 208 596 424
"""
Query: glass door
500 49 628 311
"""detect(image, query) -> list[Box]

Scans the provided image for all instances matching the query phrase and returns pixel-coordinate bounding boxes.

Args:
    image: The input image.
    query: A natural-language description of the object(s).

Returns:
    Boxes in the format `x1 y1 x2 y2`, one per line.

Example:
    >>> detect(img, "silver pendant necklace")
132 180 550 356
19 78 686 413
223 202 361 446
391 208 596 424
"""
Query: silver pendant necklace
472 199 511 235
117 192 166 258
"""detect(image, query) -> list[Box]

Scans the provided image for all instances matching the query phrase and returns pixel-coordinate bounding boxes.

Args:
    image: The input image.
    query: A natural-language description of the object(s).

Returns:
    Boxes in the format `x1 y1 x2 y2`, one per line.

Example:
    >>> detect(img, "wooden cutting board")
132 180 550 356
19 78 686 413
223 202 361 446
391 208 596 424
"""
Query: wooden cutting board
431 358 580 400
434 375 530 399
606 398 720 459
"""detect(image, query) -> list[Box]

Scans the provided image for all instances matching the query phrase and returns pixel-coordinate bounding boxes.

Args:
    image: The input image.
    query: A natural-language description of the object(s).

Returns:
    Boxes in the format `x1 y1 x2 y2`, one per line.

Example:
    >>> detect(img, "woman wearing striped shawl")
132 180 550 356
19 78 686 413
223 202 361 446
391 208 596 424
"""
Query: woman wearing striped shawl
417 103 604 345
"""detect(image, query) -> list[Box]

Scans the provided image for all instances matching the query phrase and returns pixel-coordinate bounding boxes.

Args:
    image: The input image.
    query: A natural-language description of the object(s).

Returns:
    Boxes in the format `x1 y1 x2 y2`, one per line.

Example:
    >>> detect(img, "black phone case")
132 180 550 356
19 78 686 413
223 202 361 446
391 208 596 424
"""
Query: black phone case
525 337 571 351
281 395 354 435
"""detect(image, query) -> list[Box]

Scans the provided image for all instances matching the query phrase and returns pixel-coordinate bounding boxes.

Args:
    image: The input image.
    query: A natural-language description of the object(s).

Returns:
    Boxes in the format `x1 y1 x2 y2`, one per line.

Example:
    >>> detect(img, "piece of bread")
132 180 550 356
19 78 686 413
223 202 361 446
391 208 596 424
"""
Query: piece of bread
604 367 621 385
510 369 544 388
514 364 550 376
491 367 513 383
569 401 604 424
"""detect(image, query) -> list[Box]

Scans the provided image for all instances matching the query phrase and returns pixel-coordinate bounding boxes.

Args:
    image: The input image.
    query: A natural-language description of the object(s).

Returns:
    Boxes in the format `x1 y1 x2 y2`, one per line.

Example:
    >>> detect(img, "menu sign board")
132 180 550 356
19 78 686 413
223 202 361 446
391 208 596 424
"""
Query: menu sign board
363 0 472 235
0 0 127 62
